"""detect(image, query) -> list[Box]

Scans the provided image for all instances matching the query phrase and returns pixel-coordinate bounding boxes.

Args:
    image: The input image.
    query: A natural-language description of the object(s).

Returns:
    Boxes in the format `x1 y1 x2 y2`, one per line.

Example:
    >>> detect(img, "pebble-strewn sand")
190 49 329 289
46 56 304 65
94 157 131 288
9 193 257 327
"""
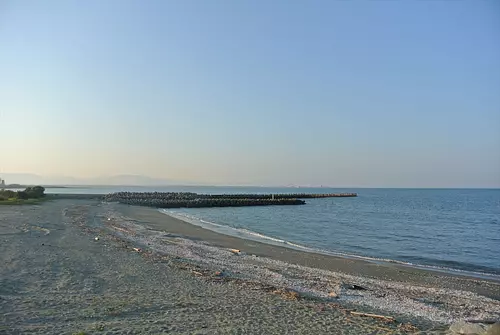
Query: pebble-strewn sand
1 200 498 334
114 204 500 324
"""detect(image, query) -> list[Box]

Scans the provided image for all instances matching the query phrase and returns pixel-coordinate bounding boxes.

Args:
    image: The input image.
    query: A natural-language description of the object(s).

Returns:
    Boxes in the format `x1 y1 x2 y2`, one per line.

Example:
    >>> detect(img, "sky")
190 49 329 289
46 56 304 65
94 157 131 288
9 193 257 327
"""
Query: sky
0 0 499 187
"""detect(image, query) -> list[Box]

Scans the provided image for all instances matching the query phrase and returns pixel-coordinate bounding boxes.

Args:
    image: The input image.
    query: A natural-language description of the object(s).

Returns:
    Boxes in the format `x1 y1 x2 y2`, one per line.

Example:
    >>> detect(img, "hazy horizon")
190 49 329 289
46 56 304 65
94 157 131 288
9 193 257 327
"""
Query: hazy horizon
1 1 499 188
1 172 499 189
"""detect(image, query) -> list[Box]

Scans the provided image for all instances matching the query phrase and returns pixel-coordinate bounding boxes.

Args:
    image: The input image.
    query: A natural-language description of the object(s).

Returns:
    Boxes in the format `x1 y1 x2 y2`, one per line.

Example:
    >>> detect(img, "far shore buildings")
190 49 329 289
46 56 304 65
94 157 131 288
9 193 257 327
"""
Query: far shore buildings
0 178 5 189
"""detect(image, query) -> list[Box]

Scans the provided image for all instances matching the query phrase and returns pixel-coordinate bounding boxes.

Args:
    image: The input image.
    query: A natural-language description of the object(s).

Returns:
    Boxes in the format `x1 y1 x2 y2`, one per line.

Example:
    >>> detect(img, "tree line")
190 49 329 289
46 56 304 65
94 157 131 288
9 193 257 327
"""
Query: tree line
0 186 46 201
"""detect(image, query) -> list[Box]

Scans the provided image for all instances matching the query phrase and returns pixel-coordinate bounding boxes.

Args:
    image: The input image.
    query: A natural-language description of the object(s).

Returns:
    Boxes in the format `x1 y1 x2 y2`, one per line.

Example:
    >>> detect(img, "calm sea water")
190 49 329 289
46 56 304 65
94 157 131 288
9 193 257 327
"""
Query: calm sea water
47 187 500 276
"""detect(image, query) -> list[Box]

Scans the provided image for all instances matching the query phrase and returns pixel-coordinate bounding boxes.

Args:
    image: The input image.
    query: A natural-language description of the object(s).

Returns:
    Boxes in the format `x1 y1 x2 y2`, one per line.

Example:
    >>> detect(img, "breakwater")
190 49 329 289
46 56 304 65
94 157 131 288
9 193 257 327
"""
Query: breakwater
103 192 304 208
102 192 356 209
109 197 305 208
204 193 357 199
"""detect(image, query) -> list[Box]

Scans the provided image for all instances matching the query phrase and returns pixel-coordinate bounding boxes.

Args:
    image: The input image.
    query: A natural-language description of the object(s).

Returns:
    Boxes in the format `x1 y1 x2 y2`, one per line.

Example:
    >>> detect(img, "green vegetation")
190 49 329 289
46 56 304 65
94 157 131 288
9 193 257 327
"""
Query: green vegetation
0 186 46 205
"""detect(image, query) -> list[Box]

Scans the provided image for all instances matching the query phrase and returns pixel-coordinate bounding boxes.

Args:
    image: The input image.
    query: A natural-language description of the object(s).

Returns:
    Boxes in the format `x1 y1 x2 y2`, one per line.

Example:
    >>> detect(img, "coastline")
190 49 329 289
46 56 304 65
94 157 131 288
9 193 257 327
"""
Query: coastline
2 199 499 333
118 204 500 301
105 203 500 327
161 209 500 282
1 199 441 334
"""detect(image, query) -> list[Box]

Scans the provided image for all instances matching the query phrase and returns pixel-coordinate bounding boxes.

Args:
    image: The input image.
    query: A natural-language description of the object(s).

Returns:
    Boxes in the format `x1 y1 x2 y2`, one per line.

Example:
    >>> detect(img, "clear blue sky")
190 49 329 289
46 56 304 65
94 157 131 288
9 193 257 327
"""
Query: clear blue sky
1 0 499 187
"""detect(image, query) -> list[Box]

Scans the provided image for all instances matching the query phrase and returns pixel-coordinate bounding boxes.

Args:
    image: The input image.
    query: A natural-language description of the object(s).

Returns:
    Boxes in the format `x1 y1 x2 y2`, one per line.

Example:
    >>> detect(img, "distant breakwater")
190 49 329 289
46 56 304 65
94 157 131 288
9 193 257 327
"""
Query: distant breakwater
204 193 358 199
103 192 356 209
103 192 305 208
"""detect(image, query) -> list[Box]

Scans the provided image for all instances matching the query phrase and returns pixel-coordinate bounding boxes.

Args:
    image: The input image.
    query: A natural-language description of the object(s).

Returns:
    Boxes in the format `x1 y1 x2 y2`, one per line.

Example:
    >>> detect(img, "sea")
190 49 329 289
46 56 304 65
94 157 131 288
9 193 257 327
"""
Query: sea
46 186 500 277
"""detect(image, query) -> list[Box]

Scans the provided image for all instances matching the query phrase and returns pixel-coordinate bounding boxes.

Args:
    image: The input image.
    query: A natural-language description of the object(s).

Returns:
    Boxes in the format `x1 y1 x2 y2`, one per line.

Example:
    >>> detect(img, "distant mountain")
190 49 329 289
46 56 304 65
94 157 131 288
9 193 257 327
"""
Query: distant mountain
87 175 179 186
0 173 194 186
0 173 47 185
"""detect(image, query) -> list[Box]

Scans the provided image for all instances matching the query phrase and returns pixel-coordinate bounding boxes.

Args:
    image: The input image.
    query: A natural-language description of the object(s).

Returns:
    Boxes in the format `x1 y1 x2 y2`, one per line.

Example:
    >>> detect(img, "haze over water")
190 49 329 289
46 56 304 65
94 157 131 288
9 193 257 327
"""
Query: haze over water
1 1 499 188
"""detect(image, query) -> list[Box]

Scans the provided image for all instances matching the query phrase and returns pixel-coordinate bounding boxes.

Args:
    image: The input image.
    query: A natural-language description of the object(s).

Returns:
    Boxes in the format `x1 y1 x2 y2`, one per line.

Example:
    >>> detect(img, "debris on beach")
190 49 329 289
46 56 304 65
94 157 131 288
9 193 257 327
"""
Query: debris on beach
342 283 367 291
94 237 99 241
397 322 420 332
110 224 134 235
32 225 50 235
90 203 500 327
272 288 300 300
349 311 395 322
328 291 338 298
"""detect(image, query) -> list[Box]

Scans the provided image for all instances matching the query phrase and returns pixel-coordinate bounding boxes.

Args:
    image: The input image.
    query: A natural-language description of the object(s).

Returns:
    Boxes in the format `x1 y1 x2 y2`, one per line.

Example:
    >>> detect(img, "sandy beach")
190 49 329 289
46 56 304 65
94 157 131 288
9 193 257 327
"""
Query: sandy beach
1 199 499 334
120 205 500 299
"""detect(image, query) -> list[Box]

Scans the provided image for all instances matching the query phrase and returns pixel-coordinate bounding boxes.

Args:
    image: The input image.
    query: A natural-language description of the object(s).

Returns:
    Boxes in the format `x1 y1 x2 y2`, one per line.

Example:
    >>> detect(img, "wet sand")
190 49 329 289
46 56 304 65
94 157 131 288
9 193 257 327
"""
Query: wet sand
119 204 500 301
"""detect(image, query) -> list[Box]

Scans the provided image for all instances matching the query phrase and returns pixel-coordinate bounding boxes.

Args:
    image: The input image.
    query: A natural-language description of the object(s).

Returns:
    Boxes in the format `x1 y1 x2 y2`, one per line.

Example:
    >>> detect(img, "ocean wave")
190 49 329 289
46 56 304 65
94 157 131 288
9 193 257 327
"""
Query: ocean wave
237 228 285 244
160 210 315 252
159 209 500 281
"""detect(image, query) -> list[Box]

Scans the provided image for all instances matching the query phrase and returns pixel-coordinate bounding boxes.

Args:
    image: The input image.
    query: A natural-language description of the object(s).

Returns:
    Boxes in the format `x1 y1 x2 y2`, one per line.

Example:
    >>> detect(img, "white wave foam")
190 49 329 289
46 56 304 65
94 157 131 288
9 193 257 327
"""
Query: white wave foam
159 209 500 281
162 210 227 230
237 228 285 244
160 210 314 252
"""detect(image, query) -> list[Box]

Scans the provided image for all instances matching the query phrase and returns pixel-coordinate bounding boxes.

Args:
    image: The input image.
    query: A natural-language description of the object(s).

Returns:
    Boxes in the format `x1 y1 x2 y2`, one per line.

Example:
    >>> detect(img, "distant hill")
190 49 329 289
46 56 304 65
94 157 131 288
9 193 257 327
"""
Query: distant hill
0 173 196 186
0 174 48 185
88 175 180 186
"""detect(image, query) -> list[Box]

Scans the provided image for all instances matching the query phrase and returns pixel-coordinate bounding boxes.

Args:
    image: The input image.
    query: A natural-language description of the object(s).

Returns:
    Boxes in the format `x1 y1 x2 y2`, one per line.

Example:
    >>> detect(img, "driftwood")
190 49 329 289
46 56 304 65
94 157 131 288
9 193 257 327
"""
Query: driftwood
272 288 300 300
191 271 203 276
342 283 367 290
349 311 395 322
328 291 338 298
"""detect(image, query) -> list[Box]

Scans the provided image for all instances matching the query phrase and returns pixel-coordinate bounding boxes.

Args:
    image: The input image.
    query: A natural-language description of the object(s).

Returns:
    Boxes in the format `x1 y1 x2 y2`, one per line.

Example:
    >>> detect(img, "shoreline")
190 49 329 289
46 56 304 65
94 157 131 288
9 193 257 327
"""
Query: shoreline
2 199 499 333
7 199 409 334
162 209 500 282
111 203 500 325
118 204 500 300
